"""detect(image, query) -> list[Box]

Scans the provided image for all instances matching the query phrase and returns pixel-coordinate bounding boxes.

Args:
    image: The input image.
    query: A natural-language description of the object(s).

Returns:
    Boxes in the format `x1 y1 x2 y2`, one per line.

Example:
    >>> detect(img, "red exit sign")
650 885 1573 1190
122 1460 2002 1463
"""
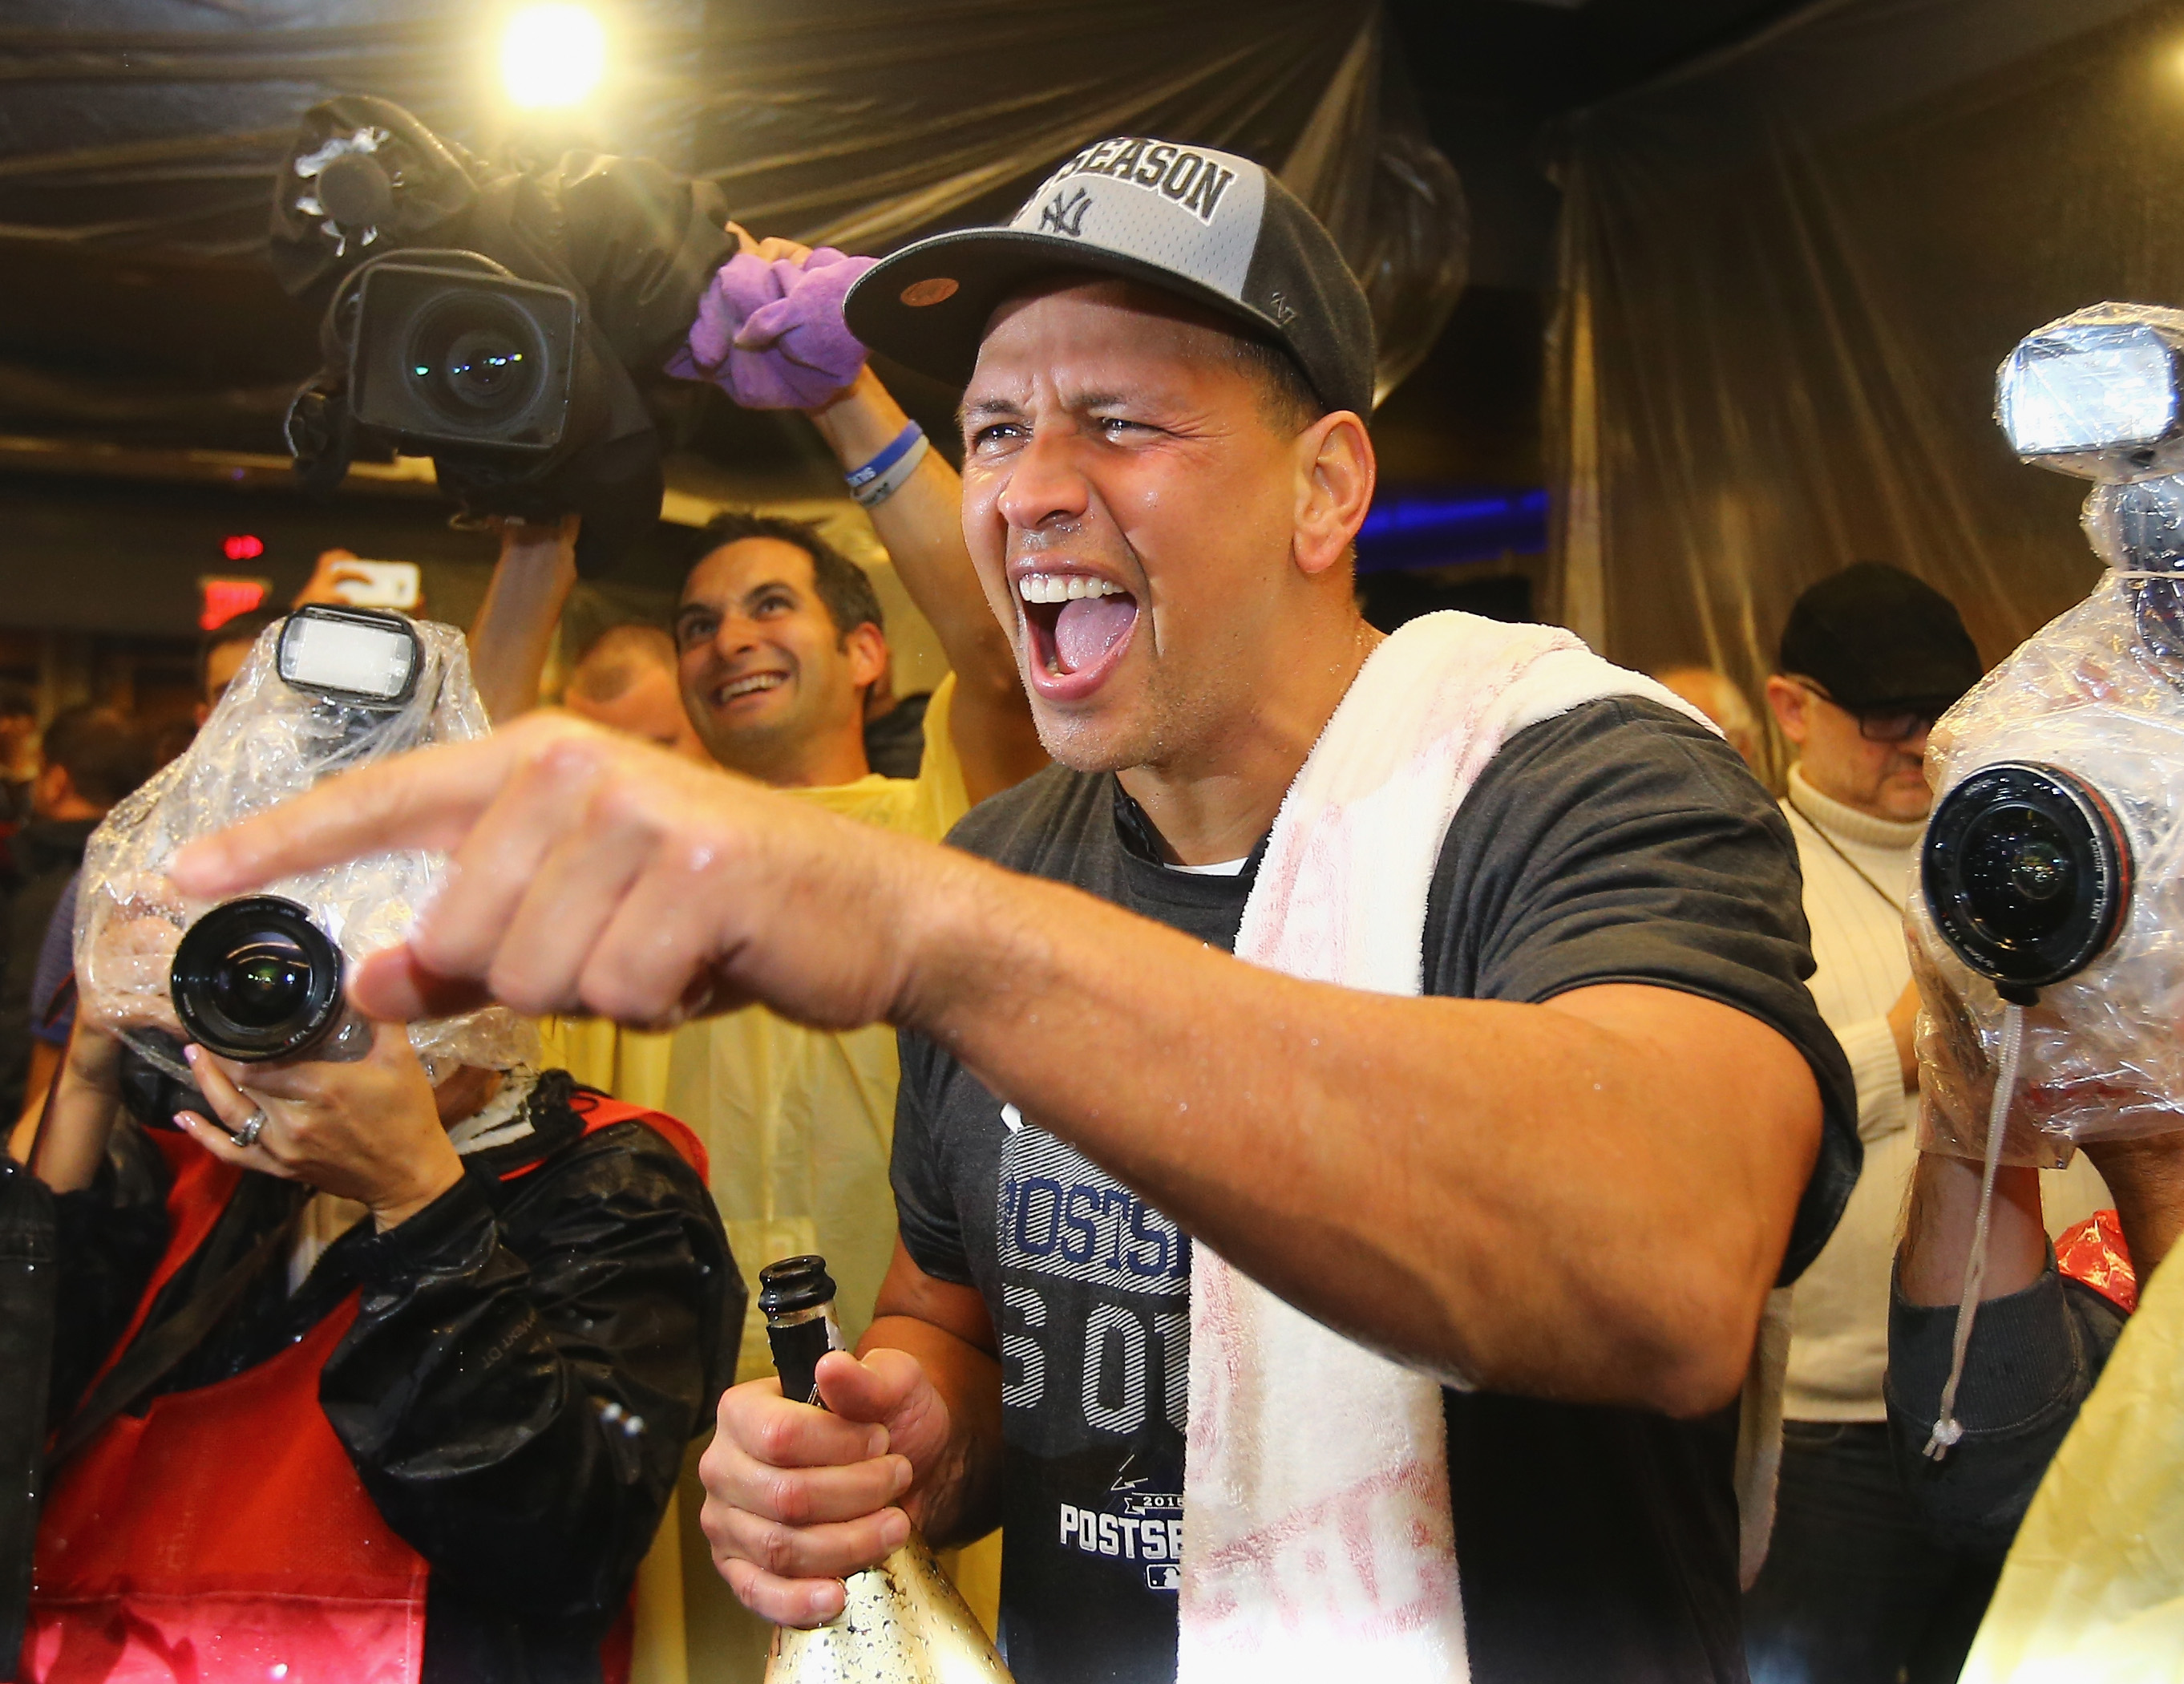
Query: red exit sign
199 576 269 630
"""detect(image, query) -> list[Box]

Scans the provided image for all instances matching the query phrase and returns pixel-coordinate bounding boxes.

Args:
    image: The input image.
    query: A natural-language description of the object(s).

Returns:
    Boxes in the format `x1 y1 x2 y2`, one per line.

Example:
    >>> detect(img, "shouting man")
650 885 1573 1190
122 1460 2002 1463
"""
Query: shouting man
172 140 1858 1684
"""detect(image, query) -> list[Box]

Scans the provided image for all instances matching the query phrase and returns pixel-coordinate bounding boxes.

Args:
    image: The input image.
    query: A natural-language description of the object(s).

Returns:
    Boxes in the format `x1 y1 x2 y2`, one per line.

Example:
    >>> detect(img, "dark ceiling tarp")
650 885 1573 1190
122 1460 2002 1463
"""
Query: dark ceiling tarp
1547 0 2177 700
0 0 1465 454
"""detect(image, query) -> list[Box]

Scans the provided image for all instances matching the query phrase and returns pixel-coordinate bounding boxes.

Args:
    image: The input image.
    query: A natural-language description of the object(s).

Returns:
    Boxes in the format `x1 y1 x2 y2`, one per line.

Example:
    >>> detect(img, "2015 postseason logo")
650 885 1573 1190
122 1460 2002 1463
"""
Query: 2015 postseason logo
1030 138 1240 229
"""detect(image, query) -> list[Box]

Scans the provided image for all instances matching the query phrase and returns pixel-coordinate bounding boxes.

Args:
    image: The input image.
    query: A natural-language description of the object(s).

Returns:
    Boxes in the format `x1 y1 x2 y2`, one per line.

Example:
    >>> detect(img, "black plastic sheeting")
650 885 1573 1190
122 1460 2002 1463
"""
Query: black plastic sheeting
0 0 1466 454
1547 0 2178 694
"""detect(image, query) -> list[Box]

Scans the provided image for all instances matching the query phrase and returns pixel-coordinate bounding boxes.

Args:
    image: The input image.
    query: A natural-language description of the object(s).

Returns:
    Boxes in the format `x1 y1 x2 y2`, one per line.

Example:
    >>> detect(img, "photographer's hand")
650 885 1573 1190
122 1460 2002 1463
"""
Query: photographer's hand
176 1023 464 1231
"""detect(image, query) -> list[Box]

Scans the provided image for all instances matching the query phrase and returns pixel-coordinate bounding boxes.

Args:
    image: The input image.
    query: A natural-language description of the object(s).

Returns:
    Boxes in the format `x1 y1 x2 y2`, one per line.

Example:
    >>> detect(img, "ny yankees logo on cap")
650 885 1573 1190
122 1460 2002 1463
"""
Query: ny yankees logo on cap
845 134 1377 420
1039 186 1093 239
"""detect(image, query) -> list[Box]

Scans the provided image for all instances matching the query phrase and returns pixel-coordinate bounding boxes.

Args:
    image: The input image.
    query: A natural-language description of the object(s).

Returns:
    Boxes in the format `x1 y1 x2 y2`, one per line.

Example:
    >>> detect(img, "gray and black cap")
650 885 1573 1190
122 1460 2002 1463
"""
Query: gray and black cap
843 137 1377 419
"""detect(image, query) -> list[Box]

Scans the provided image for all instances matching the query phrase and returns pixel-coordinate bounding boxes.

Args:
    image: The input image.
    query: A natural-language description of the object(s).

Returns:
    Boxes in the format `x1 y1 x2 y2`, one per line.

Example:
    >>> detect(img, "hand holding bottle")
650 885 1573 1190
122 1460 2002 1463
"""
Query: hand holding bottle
700 1346 954 1626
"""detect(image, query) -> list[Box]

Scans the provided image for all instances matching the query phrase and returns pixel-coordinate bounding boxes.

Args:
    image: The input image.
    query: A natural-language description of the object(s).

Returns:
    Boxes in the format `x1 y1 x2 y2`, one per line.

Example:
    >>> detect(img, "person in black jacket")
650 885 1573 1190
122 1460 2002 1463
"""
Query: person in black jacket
22 1011 739 1684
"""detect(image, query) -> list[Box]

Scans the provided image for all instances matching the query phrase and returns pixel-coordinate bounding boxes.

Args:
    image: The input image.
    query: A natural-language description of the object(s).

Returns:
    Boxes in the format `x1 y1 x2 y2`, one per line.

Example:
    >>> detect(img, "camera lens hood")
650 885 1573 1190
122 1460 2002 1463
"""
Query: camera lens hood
171 895 346 1063
1923 762 2133 1002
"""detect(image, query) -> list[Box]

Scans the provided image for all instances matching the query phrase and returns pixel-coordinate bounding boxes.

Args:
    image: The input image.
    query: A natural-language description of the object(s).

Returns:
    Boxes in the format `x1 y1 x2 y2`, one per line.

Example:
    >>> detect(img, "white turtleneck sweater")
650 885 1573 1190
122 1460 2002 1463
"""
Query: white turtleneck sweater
1780 767 2110 1420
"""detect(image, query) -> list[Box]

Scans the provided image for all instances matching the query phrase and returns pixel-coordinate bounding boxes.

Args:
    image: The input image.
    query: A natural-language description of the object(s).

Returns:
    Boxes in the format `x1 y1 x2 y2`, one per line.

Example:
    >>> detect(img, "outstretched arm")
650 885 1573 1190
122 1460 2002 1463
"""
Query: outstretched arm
170 715 1822 1419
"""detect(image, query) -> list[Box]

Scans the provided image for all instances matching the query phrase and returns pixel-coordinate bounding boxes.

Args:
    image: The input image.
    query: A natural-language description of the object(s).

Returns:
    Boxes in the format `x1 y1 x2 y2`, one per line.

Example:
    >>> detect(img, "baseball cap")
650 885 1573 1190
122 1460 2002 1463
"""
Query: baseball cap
1778 561 1984 713
843 137 1376 419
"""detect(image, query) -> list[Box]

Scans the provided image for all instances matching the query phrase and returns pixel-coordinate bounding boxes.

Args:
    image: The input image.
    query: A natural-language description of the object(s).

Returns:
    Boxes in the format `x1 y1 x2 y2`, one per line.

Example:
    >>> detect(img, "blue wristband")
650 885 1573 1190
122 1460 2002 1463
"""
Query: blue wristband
847 423 929 510
845 423 924 493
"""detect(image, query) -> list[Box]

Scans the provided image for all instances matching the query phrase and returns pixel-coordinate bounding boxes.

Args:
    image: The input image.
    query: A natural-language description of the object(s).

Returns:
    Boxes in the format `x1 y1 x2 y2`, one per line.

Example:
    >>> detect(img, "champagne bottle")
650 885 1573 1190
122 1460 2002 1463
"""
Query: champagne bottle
758 1255 1015 1684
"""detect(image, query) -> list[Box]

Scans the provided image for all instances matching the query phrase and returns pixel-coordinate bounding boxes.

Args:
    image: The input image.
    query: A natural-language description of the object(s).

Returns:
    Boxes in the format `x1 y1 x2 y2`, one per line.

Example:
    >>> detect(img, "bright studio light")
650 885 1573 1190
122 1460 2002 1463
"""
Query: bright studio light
501 5 606 109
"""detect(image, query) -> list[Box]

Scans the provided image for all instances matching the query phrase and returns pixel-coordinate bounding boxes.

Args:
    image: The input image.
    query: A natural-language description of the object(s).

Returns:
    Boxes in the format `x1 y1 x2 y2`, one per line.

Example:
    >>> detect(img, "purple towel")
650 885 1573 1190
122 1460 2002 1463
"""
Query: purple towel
668 246 878 411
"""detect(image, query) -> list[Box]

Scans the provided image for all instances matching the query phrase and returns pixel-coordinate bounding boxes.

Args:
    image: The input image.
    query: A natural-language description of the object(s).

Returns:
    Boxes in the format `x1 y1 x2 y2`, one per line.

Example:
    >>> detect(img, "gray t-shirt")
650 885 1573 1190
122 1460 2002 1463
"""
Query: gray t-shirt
893 697 1860 1684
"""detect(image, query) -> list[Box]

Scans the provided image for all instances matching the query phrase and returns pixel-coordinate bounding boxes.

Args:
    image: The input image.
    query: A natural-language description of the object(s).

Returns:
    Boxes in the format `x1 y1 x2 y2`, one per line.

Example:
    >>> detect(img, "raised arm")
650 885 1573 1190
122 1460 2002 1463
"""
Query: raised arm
714 227 1043 803
317 1123 734 1623
1890 1148 2100 1555
805 369 1044 803
1896 1152 2048 1310
467 515 580 724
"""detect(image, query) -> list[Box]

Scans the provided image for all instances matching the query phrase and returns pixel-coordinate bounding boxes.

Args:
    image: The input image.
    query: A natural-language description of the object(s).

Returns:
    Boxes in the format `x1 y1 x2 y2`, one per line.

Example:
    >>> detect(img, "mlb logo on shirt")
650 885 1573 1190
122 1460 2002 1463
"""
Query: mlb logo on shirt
1146 1564 1181 1592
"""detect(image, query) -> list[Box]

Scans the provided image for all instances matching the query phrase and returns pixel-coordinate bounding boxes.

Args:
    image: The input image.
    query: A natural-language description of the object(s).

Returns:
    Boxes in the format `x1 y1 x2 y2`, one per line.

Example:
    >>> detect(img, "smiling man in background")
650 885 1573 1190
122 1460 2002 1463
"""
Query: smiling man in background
674 512 916 790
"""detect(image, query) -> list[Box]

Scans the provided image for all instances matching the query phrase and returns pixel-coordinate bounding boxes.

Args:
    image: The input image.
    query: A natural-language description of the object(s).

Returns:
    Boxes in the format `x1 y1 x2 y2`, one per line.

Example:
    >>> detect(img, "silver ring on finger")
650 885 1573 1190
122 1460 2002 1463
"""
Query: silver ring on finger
230 1108 268 1150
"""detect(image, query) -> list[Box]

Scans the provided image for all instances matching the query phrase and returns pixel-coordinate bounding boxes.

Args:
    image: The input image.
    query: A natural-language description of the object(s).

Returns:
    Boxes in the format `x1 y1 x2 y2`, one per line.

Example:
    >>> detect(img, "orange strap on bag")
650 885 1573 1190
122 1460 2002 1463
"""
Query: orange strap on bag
2056 1207 2137 1315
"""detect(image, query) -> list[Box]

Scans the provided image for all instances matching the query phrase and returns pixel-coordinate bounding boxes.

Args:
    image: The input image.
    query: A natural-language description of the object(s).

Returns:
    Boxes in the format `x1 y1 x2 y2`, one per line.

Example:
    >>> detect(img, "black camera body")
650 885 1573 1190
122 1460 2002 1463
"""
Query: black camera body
166 607 423 1067
272 96 737 576
348 263 579 455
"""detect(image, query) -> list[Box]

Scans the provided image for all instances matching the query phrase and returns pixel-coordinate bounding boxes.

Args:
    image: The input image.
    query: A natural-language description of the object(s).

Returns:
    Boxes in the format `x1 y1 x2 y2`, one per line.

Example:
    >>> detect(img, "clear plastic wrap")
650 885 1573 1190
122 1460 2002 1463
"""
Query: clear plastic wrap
75 613 535 1076
1912 303 2184 1168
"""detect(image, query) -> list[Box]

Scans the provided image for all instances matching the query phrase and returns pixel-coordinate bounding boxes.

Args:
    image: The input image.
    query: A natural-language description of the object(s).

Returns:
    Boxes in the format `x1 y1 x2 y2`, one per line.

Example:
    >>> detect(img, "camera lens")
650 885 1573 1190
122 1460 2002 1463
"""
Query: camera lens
1923 762 2131 999
1961 808 2074 938
171 896 346 1063
406 293 543 428
444 329 525 407
219 937 312 1027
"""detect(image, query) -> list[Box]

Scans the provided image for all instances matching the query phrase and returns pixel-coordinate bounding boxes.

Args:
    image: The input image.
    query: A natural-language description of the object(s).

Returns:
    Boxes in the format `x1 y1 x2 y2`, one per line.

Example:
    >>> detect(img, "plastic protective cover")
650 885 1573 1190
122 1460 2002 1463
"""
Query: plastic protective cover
1910 300 2184 1166
1908 573 2184 1164
74 615 534 1075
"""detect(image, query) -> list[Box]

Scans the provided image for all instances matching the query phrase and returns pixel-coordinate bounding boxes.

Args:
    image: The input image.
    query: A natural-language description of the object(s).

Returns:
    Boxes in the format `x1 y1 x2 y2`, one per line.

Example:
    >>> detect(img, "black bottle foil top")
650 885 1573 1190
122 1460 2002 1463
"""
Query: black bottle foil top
758 1254 837 1319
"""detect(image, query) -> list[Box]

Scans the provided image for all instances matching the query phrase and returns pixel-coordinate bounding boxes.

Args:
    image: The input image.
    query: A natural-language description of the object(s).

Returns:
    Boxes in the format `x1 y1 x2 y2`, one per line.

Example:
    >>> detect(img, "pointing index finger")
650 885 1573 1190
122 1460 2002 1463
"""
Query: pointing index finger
167 731 528 900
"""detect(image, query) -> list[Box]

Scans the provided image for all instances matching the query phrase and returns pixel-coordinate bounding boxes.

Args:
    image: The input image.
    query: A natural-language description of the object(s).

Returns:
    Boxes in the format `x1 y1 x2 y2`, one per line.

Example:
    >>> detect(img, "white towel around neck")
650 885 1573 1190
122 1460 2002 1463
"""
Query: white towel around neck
1175 611 1714 1683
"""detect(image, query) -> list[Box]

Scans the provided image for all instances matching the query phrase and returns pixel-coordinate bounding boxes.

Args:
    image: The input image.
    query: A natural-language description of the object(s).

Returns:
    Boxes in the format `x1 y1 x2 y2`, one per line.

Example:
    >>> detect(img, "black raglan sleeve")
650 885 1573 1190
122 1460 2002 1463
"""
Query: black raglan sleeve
1424 698 1861 1283
47 1125 172 1423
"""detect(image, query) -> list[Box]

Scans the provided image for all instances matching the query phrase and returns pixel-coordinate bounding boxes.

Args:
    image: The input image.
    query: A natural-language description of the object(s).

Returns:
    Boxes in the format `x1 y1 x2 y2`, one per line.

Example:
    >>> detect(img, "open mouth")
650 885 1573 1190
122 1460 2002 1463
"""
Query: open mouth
1016 571 1139 699
708 670 787 710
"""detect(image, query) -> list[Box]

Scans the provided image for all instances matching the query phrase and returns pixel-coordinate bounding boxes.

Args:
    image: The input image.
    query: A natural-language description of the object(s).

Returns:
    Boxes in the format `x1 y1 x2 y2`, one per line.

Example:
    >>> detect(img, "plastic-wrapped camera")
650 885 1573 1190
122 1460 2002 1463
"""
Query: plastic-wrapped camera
75 606 533 1081
169 894 347 1063
1911 303 2184 1164
1921 762 2131 1002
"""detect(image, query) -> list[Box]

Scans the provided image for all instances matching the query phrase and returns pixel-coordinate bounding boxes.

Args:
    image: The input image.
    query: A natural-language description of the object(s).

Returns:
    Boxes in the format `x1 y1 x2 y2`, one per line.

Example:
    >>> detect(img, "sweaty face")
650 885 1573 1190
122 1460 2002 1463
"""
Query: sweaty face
564 662 708 763
959 281 1306 775
674 538 872 779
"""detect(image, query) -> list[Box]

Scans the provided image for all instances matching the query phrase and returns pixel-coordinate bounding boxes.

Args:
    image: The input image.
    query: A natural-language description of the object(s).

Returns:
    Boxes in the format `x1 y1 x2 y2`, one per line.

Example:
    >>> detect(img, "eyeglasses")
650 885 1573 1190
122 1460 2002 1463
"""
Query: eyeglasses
1794 680 1938 744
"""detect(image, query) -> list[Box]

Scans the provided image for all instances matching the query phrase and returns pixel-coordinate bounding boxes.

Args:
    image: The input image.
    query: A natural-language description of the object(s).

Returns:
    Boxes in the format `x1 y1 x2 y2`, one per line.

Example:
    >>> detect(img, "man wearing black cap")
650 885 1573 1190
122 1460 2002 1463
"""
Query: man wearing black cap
1745 563 1997 1683
169 138 1859 1684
